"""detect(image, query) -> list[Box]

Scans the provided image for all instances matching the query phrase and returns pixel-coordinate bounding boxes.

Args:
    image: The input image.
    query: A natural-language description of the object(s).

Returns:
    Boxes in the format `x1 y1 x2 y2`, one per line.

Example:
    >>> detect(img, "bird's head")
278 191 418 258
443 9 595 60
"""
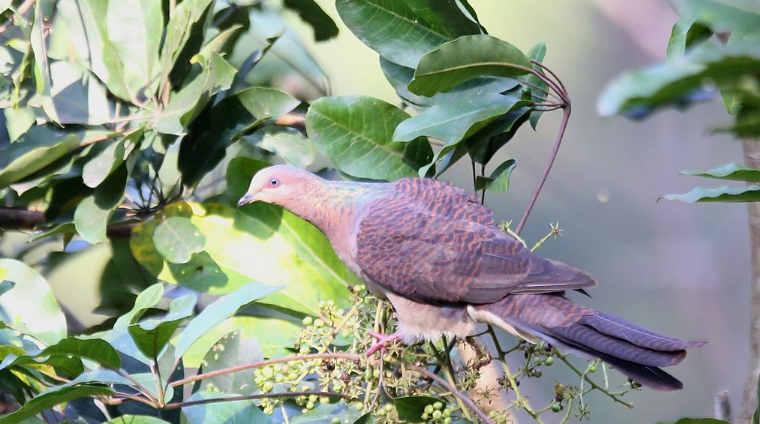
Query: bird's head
237 165 321 209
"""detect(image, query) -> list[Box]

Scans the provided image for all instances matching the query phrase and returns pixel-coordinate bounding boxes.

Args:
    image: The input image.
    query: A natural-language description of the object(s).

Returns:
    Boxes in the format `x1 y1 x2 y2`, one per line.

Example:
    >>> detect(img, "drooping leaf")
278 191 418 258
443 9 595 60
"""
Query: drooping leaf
128 295 197 359
408 35 532 97
159 0 215 86
182 392 273 424
598 41 760 119
667 18 713 58
393 93 521 145
336 0 451 68
249 127 316 168
283 0 339 41
153 217 207 264
306 95 433 180
0 385 112 424
0 259 66 346
0 337 120 373
682 163 760 181
475 159 517 194
662 185 760 203
173 283 281 360
31 0 57 122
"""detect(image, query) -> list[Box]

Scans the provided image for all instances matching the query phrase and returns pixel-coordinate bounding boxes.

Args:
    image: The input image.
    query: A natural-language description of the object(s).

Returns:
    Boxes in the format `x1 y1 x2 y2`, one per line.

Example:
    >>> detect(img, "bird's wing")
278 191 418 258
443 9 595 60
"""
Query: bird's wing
392 177 494 225
355 197 596 305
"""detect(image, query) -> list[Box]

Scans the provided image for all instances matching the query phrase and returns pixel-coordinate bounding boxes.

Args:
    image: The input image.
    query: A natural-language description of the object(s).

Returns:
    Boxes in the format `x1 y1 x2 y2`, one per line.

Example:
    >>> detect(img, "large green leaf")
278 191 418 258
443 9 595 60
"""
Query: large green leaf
393 93 521 145
283 0 339 41
667 18 713 59
0 259 66 346
663 185 760 203
48 61 114 125
182 392 272 424
104 416 172 424
31 0 56 122
335 0 449 68
408 35 532 97
682 163 760 181
249 127 316 168
129 295 197 359
404 0 481 38
306 95 433 180
106 0 163 89
57 0 132 102
671 0 760 36
159 0 215 86
153 217 207 264
598 41 760 118
0 385 112 424
657 419 730 424
173 284 281 360
394 396 440 423
0 337 120 373
82 128 143 188
0 127 110 188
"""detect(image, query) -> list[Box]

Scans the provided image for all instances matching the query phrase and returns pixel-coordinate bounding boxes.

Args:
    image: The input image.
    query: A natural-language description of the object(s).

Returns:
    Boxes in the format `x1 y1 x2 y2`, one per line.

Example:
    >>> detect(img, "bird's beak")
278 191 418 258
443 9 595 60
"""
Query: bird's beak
237 192 257 207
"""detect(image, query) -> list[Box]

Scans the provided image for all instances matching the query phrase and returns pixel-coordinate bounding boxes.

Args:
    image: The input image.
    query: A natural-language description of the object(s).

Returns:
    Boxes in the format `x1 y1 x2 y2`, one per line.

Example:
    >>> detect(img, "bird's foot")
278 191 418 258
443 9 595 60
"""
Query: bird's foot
366 331 402 356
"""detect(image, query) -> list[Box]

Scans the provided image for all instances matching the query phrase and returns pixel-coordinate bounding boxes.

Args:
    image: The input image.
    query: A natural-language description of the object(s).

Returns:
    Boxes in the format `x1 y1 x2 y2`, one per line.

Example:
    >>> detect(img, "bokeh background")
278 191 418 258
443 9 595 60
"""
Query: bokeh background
290 0 749 423
3 0 748 423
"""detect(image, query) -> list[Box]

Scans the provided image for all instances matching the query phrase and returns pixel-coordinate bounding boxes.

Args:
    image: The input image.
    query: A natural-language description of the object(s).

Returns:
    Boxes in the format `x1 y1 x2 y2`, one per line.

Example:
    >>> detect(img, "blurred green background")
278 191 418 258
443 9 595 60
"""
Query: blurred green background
8 0 747 422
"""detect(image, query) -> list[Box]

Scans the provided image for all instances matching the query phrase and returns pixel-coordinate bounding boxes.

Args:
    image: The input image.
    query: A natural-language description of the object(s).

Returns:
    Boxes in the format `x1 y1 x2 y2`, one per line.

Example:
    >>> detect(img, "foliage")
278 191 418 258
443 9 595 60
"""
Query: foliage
0 0 677 423
599 0 760 202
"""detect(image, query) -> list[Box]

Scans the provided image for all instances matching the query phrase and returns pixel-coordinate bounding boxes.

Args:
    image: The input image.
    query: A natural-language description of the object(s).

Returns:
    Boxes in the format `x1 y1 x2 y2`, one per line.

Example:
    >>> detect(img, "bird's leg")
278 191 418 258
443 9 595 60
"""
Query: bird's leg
366 331 403 356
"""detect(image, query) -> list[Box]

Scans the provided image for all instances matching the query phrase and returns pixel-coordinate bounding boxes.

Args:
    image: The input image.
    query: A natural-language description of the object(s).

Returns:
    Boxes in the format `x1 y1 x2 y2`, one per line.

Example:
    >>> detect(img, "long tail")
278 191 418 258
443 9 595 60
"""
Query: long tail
472 294 706 391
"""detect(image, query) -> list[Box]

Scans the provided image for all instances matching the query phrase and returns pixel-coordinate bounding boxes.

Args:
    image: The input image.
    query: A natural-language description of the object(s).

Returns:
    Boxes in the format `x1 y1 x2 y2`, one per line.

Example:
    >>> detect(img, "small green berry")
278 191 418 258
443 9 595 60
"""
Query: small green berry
262 367 274 379
544 357 554 366
318 300 326 308
262 381 274 392
433 402 443 410
384 404 393 412
551 402 563 413
432 410 442 420
443 418 451 424
320 396 330 404
372 369 380 378
314 319 325 328
443 409 451 418
331 419 341 424
306 401 315 410
424 405 434 415
309 394 318 403
588 365 597 373
275 373 284 383
421 413 428 420
354 402 364 411
302 316 313 326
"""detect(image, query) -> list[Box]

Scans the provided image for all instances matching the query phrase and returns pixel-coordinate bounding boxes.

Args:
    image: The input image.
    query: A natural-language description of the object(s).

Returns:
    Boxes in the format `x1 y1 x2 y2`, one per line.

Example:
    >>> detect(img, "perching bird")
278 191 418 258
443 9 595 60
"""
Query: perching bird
238 165 705 391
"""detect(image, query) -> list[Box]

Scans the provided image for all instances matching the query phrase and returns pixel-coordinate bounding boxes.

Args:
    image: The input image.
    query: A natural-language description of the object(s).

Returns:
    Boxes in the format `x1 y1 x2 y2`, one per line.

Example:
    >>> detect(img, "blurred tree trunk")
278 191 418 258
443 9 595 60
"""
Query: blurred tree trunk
741 139 760 424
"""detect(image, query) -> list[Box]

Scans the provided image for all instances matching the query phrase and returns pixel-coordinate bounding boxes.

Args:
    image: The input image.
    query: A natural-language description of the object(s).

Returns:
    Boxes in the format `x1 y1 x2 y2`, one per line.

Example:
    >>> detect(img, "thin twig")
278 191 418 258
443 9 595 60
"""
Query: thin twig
515 105 571 235
0 0 35 35
557 355 633 409
170 353 361 388
406 364 494 424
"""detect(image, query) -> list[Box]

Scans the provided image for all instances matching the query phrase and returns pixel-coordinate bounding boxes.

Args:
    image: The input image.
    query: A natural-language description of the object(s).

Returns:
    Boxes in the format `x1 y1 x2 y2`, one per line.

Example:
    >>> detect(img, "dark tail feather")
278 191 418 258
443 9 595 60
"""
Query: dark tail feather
475 294 705 392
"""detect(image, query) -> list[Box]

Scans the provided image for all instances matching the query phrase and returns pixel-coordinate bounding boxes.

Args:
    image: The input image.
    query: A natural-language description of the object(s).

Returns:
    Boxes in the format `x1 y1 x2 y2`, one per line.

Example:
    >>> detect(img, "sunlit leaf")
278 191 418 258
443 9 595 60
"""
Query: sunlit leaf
475 159 517 194
662 185 760 203
129 295 196 359
682 163 760 181
106 0 163 88
74 164 128 244
283 0 339 41
667 18 713 58
200 331 262 394
306 96 433 180
182 392 273 424
153 217 206 264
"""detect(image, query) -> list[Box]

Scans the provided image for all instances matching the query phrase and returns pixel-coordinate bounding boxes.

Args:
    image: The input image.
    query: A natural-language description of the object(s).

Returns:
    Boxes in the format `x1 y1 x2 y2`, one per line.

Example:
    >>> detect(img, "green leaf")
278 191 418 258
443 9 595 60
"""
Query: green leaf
524 42 548 129
0 259 66 346
178 87 300 187
682 163 760 181
671 0 760 36
48 61 113 125
662 185 760 203
353 413 376 424
598 41 760 118
657 419 730 424
283 0 339 41
404 0 481 38
475 159 517 194
129 295 196 359
667 18 713 58
115 283 165 329
409 35 532 97
0 385 112 424
200 330 262 394
174 284 281 361
159 0 215 86
336 0 450 68
291 403 363 424
306 95 433 180
249 128 316 168
106 0 163 88
153 217 207 264
0 337 120 373
394 93 521 145
74 164 128 244
182 391 272 424
31 0 56 122
83 129 143 188
393 396 439 423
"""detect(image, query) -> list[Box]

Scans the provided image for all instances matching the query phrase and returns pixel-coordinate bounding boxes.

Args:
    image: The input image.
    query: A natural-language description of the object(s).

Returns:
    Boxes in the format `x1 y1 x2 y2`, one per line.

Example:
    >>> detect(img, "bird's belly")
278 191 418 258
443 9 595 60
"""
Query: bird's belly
384 292 482 344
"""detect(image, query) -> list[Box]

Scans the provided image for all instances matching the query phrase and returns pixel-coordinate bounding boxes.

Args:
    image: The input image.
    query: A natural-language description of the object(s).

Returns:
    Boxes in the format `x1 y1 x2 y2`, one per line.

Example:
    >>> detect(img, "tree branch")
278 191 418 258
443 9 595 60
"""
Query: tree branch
163 391 350 410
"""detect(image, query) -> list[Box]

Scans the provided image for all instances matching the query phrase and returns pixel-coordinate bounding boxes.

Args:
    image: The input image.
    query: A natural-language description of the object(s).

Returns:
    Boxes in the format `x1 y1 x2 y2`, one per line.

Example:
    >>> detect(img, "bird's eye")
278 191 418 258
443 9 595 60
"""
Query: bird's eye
269 178 280 187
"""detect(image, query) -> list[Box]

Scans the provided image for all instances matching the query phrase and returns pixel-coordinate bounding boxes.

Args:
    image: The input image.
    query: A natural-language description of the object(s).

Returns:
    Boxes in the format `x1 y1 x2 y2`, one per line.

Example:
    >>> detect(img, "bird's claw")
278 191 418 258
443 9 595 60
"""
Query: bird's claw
365 331 402 356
